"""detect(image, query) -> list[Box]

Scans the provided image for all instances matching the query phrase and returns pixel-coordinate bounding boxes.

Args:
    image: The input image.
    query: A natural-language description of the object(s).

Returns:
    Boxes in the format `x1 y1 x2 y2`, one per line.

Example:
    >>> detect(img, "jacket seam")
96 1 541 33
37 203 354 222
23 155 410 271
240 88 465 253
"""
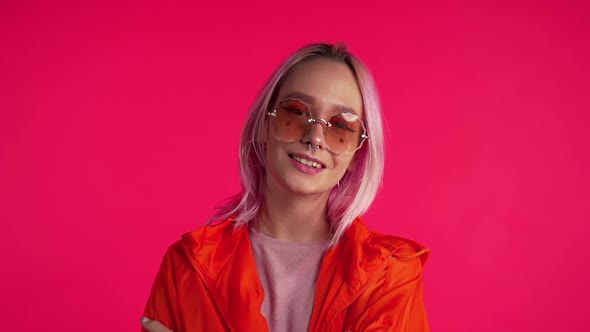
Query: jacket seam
391 247 430 260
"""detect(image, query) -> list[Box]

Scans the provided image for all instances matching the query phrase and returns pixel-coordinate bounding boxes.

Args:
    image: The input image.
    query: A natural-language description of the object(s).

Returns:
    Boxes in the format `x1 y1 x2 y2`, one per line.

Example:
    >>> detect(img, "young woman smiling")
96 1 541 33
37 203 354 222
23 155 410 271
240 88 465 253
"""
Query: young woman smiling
140 42 430 332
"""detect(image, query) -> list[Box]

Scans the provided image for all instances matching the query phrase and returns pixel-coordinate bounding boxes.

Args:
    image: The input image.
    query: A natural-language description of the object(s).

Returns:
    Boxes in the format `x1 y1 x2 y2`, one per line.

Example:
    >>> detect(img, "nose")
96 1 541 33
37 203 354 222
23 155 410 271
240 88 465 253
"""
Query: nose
301 120 327 150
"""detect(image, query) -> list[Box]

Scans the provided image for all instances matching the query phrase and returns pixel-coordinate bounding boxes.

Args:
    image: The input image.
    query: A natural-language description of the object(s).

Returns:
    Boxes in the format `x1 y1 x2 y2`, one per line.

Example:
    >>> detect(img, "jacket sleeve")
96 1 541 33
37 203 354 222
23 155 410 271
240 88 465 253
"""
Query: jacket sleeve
354 248 430 332
142 245 182 332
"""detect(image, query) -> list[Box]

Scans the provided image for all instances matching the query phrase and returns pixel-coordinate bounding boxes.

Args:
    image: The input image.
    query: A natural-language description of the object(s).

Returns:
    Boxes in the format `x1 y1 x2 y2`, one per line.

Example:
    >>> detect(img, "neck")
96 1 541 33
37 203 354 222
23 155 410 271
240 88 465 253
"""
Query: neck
254 182 332 242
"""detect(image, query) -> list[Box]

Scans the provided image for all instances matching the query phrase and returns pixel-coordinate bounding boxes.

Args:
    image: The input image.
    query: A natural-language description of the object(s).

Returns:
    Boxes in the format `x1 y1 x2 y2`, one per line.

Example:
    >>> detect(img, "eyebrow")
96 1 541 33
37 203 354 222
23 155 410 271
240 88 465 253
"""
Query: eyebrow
281 91 360 115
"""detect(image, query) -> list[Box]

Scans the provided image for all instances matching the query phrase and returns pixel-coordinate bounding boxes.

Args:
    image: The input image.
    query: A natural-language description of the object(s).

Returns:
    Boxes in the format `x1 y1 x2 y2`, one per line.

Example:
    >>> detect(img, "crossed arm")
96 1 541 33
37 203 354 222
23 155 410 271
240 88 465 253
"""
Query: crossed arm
141 316 172 332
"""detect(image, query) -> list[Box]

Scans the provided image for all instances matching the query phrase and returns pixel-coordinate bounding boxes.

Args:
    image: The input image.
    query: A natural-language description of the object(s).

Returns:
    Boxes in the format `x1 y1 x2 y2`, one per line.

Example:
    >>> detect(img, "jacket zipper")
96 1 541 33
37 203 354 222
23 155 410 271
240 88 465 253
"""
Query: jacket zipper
325 256 391 330
181 244 235 332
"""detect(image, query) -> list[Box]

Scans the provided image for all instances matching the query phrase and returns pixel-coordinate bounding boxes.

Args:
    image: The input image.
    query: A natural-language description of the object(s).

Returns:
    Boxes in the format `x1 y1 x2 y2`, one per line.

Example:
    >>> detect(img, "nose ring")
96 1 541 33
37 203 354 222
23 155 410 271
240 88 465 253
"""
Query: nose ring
307 143 319 151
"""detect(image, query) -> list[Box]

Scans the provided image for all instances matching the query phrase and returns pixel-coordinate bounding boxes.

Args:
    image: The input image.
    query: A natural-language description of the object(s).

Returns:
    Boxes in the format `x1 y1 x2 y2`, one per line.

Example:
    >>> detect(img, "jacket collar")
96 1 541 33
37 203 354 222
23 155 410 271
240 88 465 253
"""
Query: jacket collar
179 217 398 285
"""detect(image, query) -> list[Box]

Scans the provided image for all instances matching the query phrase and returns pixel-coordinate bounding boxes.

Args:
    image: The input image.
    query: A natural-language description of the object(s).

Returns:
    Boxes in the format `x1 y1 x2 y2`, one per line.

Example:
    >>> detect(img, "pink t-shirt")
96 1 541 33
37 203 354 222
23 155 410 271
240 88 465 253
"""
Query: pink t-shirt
249 226 330 332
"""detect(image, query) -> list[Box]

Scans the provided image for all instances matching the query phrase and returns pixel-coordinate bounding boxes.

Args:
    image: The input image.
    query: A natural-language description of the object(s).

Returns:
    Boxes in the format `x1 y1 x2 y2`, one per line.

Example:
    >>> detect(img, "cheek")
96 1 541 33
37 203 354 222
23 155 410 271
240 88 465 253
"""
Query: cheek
334 154 355 172
264 139 288 171
265 137 282 157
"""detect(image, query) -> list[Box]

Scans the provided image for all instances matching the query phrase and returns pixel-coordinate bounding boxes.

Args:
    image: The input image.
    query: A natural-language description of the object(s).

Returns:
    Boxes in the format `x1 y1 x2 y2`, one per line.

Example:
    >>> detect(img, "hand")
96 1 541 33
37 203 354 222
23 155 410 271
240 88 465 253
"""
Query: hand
140 317 173 332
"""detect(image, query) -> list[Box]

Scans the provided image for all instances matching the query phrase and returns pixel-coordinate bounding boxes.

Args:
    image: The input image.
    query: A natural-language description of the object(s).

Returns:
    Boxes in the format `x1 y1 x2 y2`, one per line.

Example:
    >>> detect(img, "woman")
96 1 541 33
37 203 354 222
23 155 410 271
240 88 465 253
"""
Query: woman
140 42 430 332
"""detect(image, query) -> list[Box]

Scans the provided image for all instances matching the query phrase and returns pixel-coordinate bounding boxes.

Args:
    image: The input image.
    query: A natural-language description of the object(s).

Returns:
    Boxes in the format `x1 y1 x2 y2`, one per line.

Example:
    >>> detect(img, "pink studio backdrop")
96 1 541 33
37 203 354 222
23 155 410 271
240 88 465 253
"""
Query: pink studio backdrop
1 1 588 331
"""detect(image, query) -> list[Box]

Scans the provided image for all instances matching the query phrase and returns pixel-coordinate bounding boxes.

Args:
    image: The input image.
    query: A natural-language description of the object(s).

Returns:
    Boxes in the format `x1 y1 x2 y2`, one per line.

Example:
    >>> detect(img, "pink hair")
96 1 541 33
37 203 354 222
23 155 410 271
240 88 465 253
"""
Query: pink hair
209 42 385 244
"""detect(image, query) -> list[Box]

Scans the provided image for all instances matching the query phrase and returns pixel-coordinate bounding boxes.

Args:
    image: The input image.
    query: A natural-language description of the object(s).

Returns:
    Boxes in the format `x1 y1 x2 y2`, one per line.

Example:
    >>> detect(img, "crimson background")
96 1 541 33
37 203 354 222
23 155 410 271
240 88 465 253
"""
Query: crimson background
1 1 589 331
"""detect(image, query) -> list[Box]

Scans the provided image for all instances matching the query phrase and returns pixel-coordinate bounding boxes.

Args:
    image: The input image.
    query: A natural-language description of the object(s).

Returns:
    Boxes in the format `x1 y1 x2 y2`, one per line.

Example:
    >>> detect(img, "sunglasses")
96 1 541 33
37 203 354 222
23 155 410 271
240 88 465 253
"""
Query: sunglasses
267 99 369 155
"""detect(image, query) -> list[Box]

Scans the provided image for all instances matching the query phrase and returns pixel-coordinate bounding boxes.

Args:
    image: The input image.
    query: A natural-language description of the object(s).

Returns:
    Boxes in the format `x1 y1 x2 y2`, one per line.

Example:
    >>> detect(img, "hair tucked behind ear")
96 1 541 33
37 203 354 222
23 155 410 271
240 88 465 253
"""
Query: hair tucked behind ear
208 42 385 244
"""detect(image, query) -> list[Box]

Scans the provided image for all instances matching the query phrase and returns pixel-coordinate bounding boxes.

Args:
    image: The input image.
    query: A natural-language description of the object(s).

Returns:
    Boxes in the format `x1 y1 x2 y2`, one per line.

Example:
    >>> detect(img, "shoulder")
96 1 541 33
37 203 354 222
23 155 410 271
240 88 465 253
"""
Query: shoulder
155 240 190 273
369 230 430 266
157 218 232 267
366 229 430 292
342 220 431 329
349 217 430 266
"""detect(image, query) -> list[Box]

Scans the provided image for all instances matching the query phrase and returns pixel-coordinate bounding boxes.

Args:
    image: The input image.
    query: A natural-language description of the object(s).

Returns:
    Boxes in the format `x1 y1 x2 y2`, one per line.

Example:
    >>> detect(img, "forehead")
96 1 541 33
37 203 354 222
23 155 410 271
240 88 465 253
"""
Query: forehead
276 59 363 116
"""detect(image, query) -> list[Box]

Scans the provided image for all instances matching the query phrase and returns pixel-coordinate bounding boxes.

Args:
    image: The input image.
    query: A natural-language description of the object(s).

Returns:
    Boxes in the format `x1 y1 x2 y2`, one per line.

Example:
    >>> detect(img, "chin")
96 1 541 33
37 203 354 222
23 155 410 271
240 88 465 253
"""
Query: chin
282 177 334 196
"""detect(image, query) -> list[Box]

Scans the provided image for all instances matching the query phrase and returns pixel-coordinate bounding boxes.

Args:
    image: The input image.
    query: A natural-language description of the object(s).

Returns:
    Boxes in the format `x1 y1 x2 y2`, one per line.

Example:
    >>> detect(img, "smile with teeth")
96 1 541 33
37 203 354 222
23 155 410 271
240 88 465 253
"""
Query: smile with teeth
292 155 324 169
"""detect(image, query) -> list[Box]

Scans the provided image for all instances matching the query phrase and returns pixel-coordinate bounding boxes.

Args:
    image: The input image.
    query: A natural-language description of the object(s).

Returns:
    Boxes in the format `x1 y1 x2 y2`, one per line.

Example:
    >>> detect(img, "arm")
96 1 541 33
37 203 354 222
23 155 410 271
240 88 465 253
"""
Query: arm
375 258 429 331
141 246 182 332
365 257 430 332
141 317 173 332
350 251 430 332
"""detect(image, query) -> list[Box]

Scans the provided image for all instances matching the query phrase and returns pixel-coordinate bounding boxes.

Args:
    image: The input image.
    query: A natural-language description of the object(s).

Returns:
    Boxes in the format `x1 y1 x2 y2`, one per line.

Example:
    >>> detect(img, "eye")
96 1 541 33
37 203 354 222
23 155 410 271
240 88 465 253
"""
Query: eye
279 100 309 117
332 120 355 131
331 114 358 132
283 107 307 116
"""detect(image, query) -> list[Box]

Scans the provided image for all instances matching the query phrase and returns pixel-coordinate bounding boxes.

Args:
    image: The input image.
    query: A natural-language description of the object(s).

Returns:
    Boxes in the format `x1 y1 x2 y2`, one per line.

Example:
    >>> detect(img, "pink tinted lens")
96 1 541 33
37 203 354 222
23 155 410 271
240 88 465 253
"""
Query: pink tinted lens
325 112 364 154
271 105 309 142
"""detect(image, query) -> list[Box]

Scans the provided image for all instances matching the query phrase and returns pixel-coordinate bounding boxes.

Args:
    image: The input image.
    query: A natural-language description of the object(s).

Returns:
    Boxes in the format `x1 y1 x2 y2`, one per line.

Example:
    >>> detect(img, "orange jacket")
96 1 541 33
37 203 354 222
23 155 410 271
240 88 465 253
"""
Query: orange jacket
143 217 430 332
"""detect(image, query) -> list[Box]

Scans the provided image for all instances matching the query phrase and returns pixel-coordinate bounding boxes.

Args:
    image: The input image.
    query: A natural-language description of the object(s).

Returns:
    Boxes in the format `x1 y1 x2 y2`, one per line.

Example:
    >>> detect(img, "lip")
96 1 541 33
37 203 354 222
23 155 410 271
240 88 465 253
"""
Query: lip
289 153 326 168
288 153 326 175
